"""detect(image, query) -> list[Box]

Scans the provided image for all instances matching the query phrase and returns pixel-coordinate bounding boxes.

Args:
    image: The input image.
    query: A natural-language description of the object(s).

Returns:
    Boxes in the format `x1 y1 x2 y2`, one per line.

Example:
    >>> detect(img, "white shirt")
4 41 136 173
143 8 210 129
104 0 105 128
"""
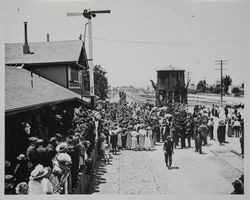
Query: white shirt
28 178 53 194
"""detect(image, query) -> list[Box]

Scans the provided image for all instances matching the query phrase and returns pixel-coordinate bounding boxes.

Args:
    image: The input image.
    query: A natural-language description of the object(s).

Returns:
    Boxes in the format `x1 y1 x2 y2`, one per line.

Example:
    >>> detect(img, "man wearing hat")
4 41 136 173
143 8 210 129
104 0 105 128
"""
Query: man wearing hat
37 139 48 167
50 153 72 194
26 137 39 172
163 136 174 169
46 137 57 168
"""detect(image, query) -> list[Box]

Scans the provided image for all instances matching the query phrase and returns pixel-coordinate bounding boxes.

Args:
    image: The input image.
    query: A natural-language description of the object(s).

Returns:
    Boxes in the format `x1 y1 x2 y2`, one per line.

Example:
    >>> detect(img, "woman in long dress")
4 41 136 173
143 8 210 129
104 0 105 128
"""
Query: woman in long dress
144 128 151 150
117 129 122 150
227 119 234 137
131 128 138 151
217 120 226 145
126 126 132 150
148 126 153 147
138 125 146 151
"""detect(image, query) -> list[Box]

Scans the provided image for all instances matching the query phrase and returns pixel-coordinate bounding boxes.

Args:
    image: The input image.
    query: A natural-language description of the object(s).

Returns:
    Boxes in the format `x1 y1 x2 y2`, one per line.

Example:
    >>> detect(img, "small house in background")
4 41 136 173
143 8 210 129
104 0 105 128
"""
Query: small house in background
155 64 187 105
5 22 89 97
228 84 244 96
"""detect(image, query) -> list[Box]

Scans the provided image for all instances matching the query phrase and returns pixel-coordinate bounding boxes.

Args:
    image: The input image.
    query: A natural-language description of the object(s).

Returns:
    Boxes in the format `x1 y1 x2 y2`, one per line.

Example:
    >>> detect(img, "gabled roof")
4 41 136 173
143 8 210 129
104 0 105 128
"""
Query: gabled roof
5 66 89 113
5 40 84 65
157 64 185 72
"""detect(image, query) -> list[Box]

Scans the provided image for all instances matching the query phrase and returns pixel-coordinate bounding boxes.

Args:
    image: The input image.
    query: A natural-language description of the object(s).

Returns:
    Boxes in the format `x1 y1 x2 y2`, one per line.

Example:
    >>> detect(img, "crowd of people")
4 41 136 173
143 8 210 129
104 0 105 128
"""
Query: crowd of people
5 98 244 195
5 107 100 194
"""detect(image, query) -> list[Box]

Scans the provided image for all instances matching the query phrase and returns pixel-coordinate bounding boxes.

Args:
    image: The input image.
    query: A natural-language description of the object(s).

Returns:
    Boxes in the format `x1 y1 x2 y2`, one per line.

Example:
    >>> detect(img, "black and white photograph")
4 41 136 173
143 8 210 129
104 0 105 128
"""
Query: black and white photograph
1 0 249 198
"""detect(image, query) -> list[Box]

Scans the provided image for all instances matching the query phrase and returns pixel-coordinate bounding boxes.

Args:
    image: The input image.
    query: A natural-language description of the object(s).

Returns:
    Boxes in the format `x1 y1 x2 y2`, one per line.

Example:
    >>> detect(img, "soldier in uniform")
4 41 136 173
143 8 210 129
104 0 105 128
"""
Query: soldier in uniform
163 136 174 169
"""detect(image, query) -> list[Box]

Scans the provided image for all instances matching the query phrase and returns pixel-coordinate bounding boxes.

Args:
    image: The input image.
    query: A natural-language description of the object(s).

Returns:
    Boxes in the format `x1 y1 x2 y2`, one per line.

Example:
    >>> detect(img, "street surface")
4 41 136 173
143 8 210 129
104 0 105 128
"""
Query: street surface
88 137 243 194
97 91 244 194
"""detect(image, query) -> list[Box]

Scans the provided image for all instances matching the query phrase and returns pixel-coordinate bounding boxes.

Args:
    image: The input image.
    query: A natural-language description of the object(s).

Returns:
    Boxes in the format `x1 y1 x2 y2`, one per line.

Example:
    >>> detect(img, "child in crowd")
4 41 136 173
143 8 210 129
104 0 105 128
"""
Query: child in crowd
103 144 110 164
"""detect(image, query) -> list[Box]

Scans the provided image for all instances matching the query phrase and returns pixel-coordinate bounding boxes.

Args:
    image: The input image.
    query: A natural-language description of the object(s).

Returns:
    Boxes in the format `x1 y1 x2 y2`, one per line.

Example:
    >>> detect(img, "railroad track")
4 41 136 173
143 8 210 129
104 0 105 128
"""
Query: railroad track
209 149 243 174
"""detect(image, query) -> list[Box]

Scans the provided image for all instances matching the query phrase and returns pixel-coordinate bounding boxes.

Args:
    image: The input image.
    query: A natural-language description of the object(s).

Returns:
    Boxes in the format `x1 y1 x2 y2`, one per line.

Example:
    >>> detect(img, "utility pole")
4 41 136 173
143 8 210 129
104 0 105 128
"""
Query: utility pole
186 71 192 84
215 60 228 107
67 9 111 109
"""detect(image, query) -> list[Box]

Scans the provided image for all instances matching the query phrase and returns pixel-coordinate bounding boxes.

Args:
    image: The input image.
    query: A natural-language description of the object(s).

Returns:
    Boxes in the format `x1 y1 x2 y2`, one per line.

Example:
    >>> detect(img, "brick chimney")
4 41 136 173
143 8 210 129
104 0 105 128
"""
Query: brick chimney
23 22 30 54
47 33 49 42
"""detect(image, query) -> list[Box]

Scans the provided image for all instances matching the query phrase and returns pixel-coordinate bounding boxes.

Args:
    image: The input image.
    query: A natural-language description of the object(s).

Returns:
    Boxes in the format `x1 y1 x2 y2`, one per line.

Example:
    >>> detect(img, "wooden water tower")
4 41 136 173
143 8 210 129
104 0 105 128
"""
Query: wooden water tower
156 64 187 106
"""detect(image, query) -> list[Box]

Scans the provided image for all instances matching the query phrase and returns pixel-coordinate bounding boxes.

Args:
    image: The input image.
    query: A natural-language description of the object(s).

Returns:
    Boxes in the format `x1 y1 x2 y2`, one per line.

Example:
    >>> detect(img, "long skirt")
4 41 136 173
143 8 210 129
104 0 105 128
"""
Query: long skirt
126 134 132 149
131 138 137 150
117 134 122 148
150 134 154 147
144 137 151 149
138 136 145 149
227 125 233 137
218 132 224 144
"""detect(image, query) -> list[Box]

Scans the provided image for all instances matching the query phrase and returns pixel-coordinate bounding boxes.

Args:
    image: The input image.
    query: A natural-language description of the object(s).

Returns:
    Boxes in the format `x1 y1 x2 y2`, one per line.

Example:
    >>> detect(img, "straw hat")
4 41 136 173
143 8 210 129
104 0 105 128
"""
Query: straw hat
219 120 225 125
17 154 26 161
57 153 72 163
56 142 68 153
29 137 38 143
37 139 44 145
29 164 48 180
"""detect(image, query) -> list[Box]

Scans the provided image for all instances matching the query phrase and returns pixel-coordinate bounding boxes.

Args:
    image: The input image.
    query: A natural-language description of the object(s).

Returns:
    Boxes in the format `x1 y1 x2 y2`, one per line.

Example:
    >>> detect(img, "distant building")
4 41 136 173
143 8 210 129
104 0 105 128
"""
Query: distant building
228 85 244 95
188 83 197 93
155 64 187 105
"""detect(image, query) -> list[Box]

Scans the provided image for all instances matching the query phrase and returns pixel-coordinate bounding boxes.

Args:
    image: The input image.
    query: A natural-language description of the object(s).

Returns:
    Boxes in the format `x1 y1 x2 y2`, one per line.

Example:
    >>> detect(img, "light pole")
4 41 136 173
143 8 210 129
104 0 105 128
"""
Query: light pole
67 9 111 109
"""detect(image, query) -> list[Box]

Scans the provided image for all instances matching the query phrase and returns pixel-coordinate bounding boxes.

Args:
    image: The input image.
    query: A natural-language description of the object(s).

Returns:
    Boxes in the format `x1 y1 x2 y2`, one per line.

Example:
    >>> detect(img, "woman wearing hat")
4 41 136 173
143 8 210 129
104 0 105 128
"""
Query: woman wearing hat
144 127 151 151
138 125 146 151
126 126 132 150
28 164 53 194
227 118 234 137
117 128 122 151
131 127 138 151
217 120 226 145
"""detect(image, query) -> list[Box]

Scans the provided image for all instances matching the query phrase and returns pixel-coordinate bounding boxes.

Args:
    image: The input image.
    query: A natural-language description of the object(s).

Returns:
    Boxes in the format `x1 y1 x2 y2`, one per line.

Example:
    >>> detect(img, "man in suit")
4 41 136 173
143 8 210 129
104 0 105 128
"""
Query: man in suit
163 136 174 169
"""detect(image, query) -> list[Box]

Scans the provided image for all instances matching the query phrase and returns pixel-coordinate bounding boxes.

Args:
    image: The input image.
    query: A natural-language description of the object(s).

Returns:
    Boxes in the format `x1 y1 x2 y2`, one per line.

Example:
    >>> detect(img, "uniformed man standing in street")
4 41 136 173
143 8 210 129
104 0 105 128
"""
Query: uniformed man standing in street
163 136 174 169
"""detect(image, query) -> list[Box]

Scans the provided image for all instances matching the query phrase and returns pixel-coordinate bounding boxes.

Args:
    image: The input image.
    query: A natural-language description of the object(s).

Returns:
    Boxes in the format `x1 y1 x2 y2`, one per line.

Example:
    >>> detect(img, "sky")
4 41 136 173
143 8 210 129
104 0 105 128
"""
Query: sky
3 0 250 87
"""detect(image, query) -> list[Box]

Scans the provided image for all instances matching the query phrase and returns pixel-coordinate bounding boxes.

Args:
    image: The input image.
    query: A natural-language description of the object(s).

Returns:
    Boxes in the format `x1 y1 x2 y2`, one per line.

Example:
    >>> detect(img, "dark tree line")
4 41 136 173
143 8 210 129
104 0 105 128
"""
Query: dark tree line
196 75 233 94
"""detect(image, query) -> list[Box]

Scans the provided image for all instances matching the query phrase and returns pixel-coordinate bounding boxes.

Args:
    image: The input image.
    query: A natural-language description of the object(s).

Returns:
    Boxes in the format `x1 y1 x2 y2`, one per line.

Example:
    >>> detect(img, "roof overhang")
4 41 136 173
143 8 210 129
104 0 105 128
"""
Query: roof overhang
5 97 89 116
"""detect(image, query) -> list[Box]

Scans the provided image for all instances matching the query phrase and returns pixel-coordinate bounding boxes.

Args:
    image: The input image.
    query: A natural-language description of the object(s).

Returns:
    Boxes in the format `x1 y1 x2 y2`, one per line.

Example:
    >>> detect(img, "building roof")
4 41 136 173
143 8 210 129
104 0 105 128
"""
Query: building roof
5 40 84 65
157 64 185 72
5 66 89 113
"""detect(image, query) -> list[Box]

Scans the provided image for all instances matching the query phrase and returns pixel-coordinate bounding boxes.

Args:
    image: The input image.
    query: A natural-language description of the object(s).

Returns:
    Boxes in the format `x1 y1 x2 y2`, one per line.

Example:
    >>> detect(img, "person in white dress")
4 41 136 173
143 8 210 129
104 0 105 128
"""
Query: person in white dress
138 125 146 150
131 128 138 151
28 164 53 194
117 128 122 150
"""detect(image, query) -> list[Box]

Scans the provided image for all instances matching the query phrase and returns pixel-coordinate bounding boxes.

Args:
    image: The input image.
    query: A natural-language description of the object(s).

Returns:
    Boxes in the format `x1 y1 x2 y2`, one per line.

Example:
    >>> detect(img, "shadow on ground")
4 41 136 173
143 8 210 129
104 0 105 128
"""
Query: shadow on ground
87 159 108 194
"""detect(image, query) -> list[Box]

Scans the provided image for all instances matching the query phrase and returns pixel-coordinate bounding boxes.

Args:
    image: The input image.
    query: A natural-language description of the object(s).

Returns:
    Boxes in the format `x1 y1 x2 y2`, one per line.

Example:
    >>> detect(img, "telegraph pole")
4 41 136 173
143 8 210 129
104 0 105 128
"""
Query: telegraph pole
215 60 228 107
67 9 111 109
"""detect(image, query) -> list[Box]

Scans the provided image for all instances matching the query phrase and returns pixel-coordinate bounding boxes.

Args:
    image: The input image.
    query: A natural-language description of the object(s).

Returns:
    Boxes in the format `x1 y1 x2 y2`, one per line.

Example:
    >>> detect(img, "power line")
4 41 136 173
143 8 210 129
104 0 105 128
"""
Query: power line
92 36 192 45
215 60 228 107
